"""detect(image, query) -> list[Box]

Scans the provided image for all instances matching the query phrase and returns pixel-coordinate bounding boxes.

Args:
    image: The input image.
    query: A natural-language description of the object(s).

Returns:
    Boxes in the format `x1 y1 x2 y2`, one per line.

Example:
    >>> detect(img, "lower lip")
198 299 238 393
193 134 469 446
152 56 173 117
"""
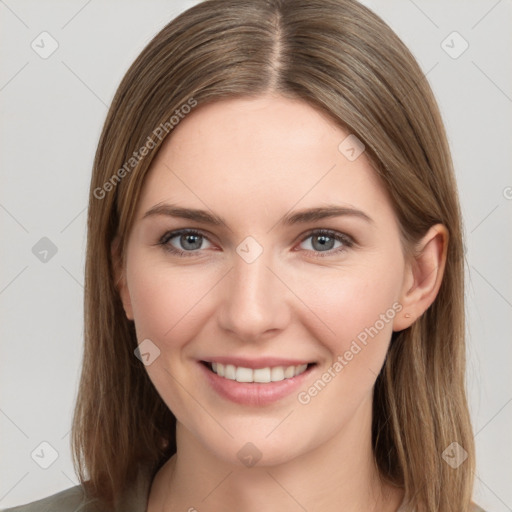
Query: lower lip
199 362 315 406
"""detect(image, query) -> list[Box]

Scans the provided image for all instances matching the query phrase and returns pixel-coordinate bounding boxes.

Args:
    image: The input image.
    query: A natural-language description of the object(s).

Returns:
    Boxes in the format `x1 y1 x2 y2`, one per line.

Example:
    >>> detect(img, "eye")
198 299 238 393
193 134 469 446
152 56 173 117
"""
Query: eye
158 228 354 258
159 229 212 256
298 229 353 256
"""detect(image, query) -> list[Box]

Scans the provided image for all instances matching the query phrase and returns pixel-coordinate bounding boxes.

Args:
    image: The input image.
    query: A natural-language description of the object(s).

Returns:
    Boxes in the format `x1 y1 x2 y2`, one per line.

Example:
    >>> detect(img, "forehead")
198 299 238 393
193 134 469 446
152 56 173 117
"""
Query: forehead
136 95 393 225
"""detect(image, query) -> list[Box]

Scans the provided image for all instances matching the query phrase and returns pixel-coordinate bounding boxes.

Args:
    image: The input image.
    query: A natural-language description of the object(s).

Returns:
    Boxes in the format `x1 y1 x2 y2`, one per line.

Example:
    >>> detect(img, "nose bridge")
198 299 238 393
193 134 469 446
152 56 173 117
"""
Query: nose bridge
218 243 289 339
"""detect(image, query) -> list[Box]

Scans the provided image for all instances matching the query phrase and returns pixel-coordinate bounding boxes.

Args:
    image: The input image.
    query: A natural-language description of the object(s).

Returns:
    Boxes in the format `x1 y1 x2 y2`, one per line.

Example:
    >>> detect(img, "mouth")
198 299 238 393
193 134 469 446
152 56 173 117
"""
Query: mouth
199 359 317 406
202 361 313 383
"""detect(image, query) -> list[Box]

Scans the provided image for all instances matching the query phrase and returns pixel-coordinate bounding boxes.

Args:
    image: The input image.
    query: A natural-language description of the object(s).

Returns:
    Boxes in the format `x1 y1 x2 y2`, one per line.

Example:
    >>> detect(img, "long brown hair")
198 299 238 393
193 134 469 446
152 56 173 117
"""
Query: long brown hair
72 1 475 510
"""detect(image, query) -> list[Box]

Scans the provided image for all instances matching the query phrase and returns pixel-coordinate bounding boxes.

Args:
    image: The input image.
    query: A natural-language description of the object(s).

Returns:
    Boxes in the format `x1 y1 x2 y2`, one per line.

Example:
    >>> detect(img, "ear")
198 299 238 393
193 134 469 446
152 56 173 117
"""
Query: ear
111 236 134 321
393 224 449 331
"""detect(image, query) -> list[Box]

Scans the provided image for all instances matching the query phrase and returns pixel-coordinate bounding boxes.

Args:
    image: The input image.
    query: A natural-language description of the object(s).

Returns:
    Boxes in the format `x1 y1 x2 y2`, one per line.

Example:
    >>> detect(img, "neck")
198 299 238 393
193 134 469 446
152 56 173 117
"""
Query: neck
148 396 403 512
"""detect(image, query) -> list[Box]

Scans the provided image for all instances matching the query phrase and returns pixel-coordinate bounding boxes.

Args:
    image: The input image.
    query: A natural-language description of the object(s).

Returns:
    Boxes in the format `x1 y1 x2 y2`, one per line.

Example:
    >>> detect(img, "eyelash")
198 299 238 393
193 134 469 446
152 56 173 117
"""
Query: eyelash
157 228 354 258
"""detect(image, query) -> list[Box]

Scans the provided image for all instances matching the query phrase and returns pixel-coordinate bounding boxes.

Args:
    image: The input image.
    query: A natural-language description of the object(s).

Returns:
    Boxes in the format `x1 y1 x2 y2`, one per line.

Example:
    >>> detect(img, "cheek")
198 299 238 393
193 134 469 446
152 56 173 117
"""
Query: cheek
299 265 400 338
125 258 219 417
126 256 217 346
290 266 401 423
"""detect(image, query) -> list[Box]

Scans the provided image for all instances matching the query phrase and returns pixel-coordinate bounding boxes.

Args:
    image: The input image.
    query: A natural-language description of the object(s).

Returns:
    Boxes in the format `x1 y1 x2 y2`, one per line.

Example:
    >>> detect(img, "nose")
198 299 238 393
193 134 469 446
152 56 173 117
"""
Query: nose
217 248 291 342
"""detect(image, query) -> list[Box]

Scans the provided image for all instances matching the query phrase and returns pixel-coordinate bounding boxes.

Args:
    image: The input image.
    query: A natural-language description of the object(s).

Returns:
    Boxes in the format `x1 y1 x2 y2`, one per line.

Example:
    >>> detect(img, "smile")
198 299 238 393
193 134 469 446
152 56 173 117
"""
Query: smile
209 362 309 383
200 359 316 406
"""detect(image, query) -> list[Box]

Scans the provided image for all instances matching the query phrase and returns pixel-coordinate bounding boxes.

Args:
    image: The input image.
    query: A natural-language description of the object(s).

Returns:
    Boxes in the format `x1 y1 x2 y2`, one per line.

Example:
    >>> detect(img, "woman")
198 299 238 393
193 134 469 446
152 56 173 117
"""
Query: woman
3 0 484 510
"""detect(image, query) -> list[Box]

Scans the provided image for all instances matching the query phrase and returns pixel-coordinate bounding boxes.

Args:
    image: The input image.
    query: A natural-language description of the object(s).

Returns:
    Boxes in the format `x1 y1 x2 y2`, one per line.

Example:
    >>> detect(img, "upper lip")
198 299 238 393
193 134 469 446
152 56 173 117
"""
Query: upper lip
201 357 315 369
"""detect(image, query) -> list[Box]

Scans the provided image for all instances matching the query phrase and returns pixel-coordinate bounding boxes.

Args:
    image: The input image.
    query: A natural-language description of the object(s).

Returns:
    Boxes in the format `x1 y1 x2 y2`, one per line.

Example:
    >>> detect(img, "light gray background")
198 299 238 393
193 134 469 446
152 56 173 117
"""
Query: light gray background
1 0 511 510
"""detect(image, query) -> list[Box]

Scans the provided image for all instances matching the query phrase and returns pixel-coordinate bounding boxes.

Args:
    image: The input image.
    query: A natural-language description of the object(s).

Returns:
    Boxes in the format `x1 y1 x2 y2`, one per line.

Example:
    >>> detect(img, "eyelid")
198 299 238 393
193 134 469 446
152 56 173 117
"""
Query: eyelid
158 228 215 257
159 228 212 245
295 228 355 257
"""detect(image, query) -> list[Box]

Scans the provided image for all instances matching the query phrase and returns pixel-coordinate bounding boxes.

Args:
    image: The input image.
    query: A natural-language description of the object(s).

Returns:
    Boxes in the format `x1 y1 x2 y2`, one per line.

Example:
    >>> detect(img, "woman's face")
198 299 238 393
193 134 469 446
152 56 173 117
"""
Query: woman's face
119 94 410 466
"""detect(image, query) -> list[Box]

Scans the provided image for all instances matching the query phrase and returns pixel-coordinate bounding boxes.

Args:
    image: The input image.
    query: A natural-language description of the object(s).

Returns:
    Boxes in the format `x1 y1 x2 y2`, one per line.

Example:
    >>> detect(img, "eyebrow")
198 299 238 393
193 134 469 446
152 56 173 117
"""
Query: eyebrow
143 203 373 226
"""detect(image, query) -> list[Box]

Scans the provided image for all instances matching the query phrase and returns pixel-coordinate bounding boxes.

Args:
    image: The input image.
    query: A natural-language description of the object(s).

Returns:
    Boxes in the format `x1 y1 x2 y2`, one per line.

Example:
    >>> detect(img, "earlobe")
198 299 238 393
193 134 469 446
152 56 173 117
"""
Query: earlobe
393 224 449 331
111 237 134 321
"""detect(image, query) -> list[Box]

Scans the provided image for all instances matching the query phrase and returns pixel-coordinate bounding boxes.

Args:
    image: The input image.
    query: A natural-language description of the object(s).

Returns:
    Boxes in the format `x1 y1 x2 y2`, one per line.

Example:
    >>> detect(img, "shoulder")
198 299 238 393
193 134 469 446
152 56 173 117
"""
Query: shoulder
0 484 107 512
1 469 152 512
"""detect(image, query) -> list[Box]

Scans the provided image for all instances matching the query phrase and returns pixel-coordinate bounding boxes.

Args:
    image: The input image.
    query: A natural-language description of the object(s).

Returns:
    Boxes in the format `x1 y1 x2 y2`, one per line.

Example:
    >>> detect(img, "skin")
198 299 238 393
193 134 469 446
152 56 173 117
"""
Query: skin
115 94 448 512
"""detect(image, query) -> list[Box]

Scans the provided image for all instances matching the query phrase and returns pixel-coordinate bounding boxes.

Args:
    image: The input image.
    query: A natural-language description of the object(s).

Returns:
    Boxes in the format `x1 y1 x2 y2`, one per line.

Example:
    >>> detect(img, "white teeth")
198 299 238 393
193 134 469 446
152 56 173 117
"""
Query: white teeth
225 364 236 380
210 362 309 383
235 366 253 382
284 366 295 379
270 366 285 381
253 367 271 383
